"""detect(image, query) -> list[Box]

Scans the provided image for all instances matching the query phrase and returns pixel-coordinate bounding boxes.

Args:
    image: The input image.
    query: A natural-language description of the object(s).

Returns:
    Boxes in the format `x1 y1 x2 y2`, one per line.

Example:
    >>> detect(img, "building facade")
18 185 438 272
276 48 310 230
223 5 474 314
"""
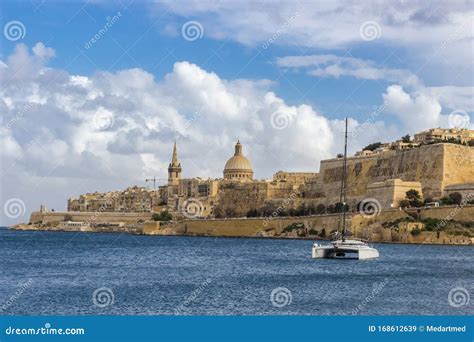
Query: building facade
67 128 474 218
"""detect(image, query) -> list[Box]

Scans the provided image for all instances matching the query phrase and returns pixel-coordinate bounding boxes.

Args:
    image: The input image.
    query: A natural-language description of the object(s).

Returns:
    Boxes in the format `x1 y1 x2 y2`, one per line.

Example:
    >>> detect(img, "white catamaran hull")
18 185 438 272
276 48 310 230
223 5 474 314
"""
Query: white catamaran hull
312 241 379 260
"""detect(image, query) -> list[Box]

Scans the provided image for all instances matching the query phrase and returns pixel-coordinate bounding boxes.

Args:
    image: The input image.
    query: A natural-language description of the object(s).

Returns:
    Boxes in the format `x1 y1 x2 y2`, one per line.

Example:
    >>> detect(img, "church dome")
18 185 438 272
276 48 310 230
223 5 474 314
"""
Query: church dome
223 140 253 181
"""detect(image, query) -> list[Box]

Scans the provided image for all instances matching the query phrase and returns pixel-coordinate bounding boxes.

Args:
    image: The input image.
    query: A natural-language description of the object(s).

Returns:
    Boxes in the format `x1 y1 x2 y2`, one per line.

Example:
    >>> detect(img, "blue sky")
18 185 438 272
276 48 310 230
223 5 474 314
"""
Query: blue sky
4 0 465 121
0 1 473 224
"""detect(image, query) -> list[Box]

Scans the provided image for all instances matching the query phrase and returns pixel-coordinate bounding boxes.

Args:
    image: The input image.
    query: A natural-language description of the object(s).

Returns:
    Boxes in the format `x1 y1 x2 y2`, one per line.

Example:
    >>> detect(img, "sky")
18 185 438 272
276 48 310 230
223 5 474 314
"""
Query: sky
0 0 473 225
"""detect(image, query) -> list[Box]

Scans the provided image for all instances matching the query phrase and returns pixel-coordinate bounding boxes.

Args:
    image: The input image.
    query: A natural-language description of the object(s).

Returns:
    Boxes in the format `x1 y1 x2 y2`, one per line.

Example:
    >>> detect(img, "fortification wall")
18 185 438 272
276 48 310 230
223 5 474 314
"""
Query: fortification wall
29 211 152 224
319 144 473 205
173 214 344 237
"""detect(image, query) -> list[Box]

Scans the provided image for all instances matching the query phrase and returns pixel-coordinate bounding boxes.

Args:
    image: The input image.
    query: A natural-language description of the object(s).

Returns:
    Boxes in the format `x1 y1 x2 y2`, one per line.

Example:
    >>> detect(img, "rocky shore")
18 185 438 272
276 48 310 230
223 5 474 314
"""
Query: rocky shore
11 205 474 246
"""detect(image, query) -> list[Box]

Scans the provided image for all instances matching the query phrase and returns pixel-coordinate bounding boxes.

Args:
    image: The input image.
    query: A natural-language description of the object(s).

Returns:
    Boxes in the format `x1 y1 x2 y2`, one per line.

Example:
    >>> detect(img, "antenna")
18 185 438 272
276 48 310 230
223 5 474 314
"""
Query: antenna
145 176 157 190
341 118 348 242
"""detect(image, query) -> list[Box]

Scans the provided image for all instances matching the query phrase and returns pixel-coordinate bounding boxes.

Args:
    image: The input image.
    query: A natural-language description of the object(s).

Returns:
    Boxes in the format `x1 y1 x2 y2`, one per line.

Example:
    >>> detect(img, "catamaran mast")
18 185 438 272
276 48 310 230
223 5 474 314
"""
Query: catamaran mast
341 118 348 242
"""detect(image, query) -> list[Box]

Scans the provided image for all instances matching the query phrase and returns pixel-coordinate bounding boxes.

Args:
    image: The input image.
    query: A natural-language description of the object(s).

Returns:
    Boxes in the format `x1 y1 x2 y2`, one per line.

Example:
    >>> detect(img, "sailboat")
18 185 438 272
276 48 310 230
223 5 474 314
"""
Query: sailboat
312 118 379 260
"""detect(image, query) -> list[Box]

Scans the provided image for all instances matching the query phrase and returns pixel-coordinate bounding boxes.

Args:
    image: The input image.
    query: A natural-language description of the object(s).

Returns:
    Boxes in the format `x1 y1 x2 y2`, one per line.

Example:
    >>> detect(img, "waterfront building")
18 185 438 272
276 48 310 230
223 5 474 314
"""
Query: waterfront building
67 128 474 218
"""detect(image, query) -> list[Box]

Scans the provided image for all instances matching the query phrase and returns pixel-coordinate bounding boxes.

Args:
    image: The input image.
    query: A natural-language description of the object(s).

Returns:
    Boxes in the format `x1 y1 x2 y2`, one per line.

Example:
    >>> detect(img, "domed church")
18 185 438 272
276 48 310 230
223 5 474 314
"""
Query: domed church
223 140 253 181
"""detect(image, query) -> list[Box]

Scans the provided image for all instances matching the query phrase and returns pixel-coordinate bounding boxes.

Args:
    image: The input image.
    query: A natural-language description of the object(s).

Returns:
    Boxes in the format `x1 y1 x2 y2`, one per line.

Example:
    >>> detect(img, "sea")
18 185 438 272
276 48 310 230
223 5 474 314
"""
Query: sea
0 227 472 315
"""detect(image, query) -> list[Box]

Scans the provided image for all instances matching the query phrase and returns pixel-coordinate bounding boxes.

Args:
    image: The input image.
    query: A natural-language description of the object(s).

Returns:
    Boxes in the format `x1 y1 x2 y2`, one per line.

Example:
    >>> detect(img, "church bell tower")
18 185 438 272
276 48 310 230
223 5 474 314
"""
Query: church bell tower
168 141 182 186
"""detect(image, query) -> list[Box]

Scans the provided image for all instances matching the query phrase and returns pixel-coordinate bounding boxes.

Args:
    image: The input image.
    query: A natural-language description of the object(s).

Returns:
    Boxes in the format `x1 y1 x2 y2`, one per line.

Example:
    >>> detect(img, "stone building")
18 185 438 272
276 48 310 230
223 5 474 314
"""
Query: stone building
366 179 423 209
67 128 474 218
414 128 474 144
67 186 158 212
223 140 254 181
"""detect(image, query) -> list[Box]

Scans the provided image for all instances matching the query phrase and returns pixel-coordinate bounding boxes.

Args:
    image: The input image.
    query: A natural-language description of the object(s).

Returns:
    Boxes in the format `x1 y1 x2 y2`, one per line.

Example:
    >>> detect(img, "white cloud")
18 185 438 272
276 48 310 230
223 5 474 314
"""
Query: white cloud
382 85 473 132
32 42 56 60
1 43 397 225
425 86 474 113
155 1 474 81
277 54 420 87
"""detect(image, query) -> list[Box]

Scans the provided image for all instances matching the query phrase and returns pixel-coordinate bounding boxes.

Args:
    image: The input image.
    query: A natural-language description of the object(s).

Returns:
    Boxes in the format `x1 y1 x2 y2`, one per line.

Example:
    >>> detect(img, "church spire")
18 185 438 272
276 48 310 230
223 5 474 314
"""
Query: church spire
171 140 179 166
168 141 181 186
234 139 242 156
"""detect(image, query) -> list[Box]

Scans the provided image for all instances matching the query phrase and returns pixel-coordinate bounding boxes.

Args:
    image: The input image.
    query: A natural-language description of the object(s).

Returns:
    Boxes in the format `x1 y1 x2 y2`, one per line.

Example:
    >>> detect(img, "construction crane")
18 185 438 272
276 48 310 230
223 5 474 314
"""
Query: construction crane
145 176 157 190
145 176 167 190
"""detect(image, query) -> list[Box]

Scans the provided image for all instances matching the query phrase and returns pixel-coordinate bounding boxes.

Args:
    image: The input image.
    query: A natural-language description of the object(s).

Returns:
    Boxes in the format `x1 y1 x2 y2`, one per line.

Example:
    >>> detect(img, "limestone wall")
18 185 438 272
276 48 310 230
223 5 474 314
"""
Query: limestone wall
319 143 473 205
172 214 344 237
23 205 474 245
29 211 152 224
366 179 422 209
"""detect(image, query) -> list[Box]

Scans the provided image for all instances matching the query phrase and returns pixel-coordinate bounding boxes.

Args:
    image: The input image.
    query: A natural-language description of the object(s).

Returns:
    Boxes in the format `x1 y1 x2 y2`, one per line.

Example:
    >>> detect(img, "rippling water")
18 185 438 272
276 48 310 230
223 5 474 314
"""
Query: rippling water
0 228 472 315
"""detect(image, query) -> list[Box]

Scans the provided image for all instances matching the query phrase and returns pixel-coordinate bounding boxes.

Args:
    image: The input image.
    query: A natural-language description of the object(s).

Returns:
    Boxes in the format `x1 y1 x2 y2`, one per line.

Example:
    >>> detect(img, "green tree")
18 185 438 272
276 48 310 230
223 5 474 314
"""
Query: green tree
213 206 223 218
448 192 463 205
334 202 349 213
315 204 326 215
423 197 434 205
399 199 410 208
152 210 172 221
362 142 382 151
405 189 422 207
401 134 411 143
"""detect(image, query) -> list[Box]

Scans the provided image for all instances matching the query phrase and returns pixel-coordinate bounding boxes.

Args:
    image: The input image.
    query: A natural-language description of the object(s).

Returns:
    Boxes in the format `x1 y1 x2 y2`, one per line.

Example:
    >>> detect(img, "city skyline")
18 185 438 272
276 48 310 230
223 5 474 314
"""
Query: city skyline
1 1 473 225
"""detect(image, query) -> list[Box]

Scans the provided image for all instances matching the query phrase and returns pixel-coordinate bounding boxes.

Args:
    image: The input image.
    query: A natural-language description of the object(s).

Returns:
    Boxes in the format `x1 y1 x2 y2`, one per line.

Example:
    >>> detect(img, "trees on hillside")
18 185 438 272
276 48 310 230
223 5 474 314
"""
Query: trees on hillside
405 189 423 208
362 142 382 151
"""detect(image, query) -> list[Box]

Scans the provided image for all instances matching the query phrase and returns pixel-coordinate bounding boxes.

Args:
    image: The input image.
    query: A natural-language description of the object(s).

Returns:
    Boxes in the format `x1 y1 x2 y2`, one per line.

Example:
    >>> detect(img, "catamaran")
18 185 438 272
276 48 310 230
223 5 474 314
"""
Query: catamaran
312 118 379 260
